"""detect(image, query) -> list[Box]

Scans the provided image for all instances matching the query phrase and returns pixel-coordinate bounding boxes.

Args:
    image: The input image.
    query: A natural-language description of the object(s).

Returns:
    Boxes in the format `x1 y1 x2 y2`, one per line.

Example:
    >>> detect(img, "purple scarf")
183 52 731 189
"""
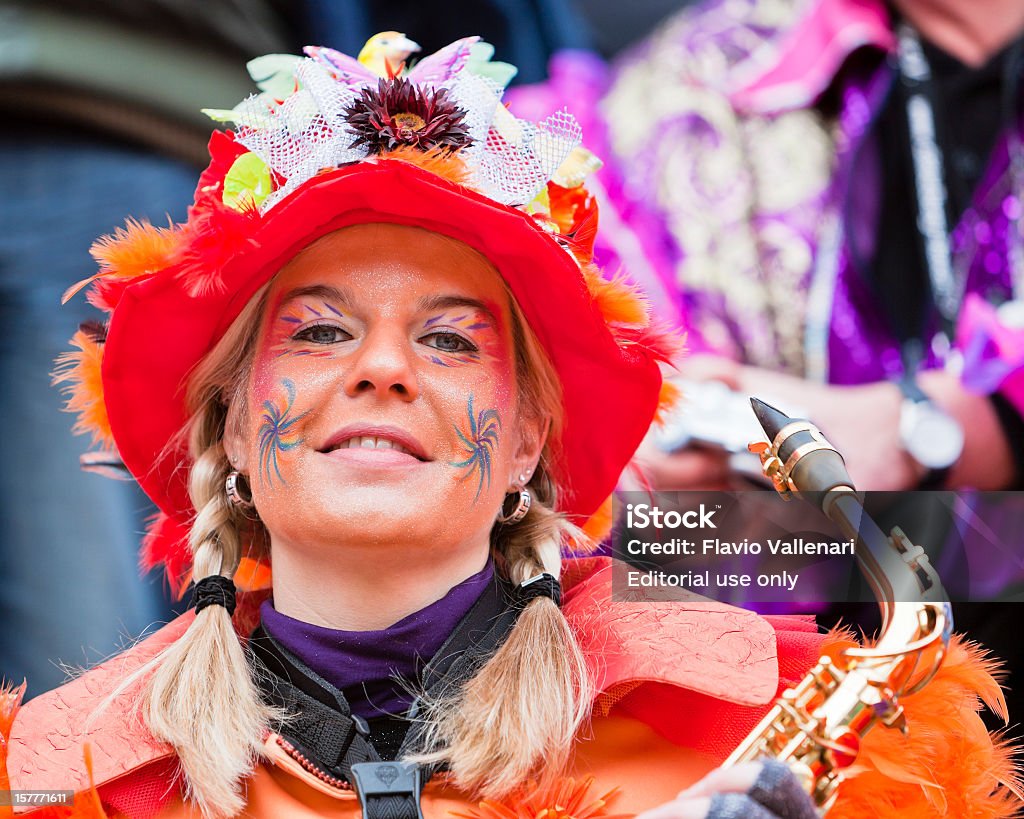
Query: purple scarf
259 561 494 719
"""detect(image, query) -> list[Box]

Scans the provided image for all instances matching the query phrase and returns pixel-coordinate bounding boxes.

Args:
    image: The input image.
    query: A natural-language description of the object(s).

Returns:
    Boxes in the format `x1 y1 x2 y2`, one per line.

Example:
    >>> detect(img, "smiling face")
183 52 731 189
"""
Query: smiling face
224 223 544 561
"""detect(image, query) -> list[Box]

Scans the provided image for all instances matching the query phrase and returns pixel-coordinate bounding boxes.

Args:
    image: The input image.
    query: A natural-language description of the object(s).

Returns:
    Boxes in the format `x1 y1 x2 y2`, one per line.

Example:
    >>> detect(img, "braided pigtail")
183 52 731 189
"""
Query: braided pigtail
97 289 275 817
141 415 274 817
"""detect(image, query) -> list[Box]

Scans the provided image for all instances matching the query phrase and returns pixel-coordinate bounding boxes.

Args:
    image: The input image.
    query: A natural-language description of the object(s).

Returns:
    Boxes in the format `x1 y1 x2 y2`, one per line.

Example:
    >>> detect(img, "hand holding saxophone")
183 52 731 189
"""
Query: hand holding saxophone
637 761 819 819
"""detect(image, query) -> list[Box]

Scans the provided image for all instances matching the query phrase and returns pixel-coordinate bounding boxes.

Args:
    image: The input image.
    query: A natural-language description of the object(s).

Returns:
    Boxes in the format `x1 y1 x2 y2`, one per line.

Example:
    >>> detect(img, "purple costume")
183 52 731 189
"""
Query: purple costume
507 0 1024 416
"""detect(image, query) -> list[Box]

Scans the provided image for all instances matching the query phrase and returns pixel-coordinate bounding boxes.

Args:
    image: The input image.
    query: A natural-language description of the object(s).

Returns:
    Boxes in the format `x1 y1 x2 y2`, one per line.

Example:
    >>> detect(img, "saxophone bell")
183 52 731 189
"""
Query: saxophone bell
722 398 953 812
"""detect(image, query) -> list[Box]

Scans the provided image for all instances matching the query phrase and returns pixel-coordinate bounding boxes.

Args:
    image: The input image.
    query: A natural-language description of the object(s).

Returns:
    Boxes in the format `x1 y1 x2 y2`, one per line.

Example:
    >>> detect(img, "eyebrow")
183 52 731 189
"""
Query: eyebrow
277 284 354 313
416 295 498 327
276 286 499 327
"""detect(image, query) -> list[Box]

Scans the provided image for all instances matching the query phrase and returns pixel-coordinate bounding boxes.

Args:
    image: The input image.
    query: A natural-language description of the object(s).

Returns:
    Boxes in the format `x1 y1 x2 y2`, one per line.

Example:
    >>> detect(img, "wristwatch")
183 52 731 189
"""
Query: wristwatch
897 376 964 487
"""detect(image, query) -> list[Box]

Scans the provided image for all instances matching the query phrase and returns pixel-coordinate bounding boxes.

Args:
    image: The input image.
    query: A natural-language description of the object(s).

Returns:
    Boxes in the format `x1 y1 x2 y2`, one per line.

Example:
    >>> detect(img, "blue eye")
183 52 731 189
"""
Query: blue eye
422 331 477 354
293 323 351 344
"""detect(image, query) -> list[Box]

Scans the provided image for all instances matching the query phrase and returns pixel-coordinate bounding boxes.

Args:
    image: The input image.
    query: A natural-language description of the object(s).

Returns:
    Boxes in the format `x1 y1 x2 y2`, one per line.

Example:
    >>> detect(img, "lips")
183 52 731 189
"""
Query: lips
319 425 431 462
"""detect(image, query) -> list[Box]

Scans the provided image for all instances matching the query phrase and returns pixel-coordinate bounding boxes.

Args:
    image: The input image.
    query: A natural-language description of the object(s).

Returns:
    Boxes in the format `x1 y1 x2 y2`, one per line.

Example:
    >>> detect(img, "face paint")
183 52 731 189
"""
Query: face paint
449 393 502 501
416 303 502 369
226 224 543 560
257 378 308 487
271 299 351 359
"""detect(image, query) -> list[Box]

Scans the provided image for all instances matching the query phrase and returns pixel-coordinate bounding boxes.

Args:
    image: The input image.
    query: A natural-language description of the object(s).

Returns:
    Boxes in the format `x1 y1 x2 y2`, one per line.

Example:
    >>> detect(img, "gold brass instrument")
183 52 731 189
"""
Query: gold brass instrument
723 399 953 811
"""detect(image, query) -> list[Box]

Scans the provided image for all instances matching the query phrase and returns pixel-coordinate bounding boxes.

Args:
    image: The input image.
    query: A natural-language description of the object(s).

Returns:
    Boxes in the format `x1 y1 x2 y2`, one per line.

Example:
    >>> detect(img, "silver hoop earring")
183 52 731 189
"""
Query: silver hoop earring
225 470 256 513
497 487 531 524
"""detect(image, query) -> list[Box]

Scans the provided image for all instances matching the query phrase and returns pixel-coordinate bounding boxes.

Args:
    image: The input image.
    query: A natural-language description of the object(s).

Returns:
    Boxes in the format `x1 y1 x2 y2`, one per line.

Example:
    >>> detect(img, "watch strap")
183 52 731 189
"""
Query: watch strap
898 373 930 404
897 375 952 488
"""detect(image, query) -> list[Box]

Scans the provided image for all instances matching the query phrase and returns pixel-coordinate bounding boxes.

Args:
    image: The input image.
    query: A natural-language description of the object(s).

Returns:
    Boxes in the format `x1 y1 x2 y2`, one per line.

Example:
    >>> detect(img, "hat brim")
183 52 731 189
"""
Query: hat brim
103 160 660 526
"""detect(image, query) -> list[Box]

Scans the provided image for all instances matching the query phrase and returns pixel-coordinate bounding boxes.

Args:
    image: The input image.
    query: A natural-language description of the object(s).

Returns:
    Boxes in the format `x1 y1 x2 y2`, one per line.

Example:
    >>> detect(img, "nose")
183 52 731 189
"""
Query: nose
343 326 420 402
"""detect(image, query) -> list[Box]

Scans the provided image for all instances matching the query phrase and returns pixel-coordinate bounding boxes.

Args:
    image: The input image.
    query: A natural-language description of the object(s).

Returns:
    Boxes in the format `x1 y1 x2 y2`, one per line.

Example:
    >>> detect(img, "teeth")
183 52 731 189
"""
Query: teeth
338 436 411 455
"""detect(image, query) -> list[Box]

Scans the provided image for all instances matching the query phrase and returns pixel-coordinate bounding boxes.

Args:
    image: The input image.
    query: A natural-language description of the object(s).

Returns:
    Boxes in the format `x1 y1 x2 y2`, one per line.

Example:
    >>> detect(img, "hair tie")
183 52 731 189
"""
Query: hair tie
514 573 562 608
193 575 237 616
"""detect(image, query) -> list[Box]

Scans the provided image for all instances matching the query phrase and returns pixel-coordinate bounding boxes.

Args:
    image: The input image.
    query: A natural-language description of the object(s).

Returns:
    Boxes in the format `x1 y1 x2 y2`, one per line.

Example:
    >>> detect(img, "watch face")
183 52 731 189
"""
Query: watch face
900 401 965 470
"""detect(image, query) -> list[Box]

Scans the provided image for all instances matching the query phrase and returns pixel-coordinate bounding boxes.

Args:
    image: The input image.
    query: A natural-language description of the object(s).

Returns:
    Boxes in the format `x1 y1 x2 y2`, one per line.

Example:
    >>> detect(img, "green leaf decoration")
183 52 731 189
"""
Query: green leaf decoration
247 54 303 97
201 107 242 123
223 152 273 210
466 41 517 88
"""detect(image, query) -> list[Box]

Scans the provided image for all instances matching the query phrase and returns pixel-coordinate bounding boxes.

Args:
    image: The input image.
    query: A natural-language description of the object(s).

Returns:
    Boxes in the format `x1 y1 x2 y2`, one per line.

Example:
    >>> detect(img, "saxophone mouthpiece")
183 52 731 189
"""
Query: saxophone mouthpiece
750 397 791 443
748 397 856 504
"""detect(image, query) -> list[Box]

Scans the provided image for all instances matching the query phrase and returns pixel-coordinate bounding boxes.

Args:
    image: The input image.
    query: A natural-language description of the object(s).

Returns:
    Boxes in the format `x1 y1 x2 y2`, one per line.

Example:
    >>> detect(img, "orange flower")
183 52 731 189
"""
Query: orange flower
548 183 598 262
454 776 627 819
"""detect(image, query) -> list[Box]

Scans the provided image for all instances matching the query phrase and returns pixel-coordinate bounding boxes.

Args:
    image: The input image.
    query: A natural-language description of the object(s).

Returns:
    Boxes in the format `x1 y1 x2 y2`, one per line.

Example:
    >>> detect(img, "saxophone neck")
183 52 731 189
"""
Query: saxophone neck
748 397 951 612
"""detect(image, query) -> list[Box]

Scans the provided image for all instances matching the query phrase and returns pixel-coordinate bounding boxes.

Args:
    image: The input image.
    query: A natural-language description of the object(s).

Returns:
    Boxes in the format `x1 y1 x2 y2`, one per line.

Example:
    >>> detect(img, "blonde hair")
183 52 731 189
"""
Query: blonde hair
138 238 593 815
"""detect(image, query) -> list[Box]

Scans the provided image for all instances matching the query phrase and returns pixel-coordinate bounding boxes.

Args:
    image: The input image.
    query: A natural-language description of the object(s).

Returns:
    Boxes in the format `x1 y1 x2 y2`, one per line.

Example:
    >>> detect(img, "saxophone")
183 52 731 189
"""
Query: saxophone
723 398 953 811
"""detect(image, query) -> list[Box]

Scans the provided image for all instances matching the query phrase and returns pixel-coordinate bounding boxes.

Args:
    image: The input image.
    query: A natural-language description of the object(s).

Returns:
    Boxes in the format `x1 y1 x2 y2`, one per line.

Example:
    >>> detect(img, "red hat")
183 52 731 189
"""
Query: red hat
55 36 678 589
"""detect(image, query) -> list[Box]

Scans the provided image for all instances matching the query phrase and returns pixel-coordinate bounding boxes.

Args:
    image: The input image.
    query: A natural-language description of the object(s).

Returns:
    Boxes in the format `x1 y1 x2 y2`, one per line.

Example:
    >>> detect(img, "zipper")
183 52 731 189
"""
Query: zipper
275 735 353 791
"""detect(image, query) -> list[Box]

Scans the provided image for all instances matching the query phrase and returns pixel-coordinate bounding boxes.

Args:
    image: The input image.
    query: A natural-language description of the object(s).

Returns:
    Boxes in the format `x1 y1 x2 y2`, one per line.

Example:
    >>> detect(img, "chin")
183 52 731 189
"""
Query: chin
262 485 437 548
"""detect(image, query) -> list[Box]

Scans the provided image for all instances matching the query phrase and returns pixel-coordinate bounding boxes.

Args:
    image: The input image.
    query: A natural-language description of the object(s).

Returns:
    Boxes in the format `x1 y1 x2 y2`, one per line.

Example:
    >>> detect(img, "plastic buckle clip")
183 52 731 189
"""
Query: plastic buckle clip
350 761 424 819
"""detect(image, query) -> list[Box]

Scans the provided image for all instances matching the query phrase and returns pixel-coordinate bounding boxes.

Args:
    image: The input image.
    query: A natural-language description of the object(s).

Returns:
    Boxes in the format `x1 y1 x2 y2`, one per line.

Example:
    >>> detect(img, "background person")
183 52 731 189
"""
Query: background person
505 0 1024 728
598 0 1024 492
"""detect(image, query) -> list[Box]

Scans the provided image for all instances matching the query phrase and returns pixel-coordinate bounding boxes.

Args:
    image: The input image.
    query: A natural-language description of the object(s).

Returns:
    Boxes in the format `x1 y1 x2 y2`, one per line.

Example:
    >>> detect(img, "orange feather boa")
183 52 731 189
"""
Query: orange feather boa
829 635 1021 817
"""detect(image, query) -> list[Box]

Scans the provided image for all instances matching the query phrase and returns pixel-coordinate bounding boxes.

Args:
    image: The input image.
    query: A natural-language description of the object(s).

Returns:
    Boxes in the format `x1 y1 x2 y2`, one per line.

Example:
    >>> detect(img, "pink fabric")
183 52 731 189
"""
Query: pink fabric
505 53 685 327
730 0 895 113
957 293 1024 415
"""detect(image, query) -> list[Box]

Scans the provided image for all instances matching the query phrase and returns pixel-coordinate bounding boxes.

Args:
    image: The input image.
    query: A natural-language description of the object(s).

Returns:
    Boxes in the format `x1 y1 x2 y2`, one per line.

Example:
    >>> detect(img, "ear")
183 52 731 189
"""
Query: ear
222 400 249 473
509 412 549 488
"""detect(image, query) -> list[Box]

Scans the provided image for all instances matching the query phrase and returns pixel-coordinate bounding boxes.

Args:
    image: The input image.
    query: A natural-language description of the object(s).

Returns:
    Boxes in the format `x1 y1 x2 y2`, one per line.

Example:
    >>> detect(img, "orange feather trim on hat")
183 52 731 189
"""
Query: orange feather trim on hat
828 633 1022 818
62 219 186 309
580 263 683 363
581 263 649 328
176 196 261 298
141 512 192 596
654 380 683 427
581 495 615 544
52 327 113 449
379 145 472 186
616 321 685 364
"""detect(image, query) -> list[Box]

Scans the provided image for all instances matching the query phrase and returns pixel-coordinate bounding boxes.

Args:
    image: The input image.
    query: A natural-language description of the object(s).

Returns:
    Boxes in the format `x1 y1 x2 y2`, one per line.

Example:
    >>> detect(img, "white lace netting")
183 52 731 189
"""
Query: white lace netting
234 57 582 211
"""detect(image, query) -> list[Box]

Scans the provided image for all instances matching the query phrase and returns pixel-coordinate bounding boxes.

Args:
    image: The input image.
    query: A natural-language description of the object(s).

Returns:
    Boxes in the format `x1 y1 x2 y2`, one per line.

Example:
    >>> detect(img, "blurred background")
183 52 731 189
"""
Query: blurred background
2 0 1022 739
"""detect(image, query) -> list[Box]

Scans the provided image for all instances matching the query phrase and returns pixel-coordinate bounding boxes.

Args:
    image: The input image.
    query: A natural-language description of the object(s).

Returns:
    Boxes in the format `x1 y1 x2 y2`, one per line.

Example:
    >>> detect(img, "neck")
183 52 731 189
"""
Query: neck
270 540 491 630
893 0 1024 67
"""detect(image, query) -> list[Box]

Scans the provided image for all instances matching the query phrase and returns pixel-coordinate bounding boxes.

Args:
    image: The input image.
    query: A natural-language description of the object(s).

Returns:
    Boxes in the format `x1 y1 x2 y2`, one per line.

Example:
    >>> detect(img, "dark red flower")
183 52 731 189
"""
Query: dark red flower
344 78 472 155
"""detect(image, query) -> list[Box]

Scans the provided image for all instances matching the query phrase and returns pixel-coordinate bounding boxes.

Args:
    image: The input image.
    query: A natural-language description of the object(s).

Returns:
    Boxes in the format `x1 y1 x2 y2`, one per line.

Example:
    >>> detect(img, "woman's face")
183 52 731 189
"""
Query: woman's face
225 224 543 558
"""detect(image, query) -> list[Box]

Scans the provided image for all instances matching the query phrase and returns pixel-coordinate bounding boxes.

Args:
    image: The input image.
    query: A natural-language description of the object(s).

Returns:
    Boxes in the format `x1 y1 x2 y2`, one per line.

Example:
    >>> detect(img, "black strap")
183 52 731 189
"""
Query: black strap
250 571 522 818
351 761 425 819
249 626 380 776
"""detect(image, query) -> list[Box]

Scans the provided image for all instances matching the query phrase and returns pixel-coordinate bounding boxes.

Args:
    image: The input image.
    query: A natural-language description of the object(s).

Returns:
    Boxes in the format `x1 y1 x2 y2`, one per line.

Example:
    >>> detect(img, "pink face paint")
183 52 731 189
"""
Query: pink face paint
417 306 500 368
271 299 352 359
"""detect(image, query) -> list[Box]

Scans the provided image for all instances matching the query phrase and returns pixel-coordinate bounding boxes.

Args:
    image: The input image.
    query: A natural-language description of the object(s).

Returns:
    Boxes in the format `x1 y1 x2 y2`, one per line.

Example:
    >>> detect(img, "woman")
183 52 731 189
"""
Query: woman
3 35 1017 819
